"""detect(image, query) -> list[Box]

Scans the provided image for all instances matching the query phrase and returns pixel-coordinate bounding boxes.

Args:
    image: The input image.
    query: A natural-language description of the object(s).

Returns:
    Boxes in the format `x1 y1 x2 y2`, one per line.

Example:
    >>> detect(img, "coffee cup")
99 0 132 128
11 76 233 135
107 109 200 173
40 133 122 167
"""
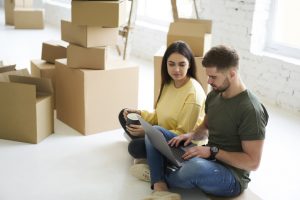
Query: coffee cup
126 113 141 126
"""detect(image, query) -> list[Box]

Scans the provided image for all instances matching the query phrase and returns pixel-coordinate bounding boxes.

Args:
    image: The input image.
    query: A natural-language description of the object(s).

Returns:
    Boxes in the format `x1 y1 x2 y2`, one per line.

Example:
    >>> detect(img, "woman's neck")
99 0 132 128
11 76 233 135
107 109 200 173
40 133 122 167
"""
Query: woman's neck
173 77 190 88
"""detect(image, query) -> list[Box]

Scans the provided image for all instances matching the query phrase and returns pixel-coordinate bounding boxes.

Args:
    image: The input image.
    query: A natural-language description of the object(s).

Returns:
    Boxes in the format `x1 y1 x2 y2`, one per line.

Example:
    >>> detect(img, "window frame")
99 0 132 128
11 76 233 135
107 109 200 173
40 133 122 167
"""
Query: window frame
264 0 300 60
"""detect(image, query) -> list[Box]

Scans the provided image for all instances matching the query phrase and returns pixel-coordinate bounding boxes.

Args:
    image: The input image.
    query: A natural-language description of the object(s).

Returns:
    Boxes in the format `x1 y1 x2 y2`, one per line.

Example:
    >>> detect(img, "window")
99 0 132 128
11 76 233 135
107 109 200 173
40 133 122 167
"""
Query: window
265 0 300 59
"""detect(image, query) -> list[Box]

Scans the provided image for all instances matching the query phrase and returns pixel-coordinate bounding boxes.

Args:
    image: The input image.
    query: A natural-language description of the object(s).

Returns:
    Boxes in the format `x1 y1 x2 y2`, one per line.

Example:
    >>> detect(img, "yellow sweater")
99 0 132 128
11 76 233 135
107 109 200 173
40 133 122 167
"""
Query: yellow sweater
141 78 206 135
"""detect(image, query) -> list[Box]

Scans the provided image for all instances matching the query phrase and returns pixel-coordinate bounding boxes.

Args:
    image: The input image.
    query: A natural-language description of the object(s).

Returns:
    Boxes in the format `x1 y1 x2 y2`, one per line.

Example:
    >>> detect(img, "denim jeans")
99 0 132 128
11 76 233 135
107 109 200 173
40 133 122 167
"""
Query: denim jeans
145 126 241 197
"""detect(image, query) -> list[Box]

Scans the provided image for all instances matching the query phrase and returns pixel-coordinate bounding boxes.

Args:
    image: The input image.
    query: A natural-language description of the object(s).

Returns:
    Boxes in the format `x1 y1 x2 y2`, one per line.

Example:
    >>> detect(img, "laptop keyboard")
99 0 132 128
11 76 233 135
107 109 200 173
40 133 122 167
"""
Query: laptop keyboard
170 146 185 163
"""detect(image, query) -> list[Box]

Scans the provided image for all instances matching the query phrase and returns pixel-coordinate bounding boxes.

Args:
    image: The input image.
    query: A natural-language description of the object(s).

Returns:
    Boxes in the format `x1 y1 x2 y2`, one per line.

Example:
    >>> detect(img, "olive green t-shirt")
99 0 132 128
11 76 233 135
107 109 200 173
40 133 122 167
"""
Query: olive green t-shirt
205 90 269 191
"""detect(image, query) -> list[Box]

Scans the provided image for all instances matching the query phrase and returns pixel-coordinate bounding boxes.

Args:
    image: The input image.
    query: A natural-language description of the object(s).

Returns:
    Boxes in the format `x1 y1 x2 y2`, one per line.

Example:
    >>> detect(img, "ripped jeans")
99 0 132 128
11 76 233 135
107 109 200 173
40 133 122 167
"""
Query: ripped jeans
145 125 241 197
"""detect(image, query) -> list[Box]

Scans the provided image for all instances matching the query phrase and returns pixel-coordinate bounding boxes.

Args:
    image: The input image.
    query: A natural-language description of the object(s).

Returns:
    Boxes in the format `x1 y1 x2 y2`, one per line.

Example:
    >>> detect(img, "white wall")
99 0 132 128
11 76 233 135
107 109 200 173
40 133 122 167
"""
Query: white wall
197 0 300 113
39 0 300 114
130 0 300 114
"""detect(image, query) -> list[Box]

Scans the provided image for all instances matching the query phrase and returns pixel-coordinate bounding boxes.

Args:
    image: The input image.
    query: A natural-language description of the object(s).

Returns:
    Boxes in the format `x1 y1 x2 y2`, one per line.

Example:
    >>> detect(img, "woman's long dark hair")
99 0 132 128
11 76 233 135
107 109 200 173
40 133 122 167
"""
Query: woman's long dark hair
155 41 198 108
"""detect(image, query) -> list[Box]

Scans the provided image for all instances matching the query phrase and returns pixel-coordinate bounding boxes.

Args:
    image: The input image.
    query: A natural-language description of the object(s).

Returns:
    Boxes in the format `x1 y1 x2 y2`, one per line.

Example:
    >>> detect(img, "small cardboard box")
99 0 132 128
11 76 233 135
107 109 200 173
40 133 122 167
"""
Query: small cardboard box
167 19 212 57
67 44 107 70
61 20 119 48
55 59 139 135
15 0 33 7
31 59 56 108
41 40 68 64
14 8 44 29
4 0 14 25
71 0 126 27
0 72 54 144
153 46 209 104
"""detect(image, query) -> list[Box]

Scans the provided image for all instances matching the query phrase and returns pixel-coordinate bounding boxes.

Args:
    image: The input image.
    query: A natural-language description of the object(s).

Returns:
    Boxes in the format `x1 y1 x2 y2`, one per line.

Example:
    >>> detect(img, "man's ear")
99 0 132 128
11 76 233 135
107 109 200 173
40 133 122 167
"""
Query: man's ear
229 68 236 79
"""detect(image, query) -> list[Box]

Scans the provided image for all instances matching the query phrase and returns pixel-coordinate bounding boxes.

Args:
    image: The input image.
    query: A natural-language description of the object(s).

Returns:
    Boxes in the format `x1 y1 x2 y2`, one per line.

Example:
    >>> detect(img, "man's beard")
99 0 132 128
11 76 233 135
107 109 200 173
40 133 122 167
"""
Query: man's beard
212 77 230 93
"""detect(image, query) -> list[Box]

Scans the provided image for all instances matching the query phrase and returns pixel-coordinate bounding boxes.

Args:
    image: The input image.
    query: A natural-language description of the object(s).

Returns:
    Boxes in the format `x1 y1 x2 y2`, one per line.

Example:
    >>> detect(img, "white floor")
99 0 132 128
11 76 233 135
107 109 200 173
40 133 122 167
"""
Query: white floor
1 8 300 200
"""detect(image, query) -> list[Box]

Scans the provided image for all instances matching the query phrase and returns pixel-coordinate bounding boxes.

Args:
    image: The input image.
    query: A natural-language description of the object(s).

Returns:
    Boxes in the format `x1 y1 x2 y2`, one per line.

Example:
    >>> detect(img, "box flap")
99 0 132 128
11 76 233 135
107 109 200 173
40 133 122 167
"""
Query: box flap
175 18 212 33
168 19 212 37
44 40 69 48
0 68 29 82
9 75 53 96
0 64 16 73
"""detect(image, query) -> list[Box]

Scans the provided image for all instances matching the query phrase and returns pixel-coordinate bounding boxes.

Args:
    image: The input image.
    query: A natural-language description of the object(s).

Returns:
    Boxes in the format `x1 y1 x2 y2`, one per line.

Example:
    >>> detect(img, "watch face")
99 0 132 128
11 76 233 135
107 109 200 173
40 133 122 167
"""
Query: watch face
211 146 218 153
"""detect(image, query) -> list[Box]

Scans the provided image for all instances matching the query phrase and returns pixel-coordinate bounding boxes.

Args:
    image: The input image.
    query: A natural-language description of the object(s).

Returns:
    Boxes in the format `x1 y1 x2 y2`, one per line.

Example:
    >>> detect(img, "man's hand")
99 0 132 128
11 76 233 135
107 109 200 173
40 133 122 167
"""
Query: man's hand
168 133 194 147
182 146 211 160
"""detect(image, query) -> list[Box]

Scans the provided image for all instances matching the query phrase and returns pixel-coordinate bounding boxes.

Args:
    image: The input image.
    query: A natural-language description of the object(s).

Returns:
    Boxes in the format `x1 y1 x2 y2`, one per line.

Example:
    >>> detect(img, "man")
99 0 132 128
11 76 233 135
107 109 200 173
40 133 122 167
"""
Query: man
134 45 269 200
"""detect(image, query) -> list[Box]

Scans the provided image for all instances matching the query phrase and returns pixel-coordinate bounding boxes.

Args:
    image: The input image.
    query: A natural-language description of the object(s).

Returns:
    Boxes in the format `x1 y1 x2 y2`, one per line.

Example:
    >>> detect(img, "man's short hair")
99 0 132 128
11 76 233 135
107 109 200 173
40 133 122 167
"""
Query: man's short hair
202 45 239 70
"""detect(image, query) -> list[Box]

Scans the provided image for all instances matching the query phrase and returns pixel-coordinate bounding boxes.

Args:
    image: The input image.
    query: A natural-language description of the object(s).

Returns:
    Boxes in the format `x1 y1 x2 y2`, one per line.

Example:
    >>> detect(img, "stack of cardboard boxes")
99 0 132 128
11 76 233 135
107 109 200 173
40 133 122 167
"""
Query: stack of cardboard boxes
0 64 54 144
153 19 212 104
31 40 68 108
55 0 139 135
4 0 44 29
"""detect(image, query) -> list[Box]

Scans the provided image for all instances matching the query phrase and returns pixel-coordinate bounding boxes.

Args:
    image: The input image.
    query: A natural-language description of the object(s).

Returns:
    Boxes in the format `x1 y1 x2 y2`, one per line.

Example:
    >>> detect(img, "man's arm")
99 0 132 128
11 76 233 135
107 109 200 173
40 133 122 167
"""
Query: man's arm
216 140 264 171
192 115 209 141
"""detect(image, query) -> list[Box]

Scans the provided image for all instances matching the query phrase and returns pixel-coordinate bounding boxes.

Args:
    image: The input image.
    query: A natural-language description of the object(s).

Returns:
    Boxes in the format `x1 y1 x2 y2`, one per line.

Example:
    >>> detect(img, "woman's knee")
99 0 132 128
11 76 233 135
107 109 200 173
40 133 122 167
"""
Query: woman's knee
118 109 126 122
128 139 146 158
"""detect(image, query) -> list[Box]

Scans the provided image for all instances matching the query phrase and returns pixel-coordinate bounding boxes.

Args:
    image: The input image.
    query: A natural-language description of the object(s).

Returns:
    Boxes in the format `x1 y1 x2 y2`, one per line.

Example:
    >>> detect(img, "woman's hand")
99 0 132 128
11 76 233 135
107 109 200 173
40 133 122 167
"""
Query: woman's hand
123 108 141 120
168 133 194 147
126 124 144 137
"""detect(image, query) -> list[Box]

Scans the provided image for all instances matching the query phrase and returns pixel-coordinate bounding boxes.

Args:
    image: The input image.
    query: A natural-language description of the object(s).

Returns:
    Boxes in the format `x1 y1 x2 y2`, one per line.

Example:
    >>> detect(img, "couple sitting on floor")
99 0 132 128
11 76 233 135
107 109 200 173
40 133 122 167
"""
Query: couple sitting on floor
118 41 269 200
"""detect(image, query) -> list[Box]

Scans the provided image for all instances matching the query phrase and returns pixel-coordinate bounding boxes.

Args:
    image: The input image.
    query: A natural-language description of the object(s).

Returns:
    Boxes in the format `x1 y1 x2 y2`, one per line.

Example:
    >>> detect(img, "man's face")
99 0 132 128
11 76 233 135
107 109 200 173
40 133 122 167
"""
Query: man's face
206 67 230 93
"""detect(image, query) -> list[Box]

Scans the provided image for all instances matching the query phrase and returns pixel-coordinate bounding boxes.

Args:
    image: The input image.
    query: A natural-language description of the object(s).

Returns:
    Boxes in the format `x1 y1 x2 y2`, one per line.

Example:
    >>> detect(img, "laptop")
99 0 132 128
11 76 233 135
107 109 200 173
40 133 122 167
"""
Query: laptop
138 116 195 168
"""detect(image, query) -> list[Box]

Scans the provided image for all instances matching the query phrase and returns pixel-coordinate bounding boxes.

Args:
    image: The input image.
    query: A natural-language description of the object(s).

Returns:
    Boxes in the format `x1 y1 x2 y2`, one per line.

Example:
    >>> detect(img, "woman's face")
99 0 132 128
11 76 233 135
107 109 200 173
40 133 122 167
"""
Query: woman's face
167 53 190 82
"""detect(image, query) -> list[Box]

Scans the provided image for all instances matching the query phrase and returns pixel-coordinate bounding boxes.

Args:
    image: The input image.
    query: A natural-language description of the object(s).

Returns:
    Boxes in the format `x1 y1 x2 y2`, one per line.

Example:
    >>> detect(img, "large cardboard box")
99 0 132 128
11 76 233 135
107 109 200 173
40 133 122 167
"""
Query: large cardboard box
167 19 212 57
31 59 56 108
61 20 119 48
153 46 209 104
4 0 14 25
67 44 107 70
14 8 44 29
41 40 68 64
55 59 139 135
0 72 54 144
71 0 126 27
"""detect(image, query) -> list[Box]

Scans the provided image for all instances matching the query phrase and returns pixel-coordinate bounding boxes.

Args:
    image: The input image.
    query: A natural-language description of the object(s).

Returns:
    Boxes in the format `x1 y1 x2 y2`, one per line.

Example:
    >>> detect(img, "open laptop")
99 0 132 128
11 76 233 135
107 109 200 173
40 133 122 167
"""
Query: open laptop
138 116 195 168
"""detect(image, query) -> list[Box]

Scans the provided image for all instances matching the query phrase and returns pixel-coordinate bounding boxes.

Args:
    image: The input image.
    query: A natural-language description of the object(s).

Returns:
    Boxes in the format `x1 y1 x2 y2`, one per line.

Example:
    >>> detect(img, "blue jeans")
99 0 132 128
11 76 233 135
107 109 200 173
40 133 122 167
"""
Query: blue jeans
145 126 241 197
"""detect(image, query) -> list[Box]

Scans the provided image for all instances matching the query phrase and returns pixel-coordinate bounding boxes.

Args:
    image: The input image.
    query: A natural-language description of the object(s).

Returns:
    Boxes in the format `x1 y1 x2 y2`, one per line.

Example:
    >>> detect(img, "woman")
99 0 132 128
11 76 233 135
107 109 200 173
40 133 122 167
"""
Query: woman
118 41 206 179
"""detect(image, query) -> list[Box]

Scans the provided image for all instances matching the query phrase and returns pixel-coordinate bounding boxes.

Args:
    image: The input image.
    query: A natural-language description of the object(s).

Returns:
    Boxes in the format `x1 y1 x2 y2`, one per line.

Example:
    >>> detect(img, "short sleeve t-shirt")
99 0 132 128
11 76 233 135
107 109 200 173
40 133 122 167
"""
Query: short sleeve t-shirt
205 90 269 191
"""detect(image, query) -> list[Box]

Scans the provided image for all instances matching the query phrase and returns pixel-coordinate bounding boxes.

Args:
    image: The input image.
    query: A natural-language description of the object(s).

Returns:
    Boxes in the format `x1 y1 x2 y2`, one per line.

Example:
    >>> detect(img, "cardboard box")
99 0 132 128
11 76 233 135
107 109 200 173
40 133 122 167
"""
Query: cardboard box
4 0 14 25
0 72 54 144
167 19 212 57
0 68 29 82
55 59 139 135
42 40 68 64
0 62 16 73
31 59 56 108
15 0 33 7
67 44 107 70
153 46 209 104
61 20 119 48
71 0 126 27
14 8 44 29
